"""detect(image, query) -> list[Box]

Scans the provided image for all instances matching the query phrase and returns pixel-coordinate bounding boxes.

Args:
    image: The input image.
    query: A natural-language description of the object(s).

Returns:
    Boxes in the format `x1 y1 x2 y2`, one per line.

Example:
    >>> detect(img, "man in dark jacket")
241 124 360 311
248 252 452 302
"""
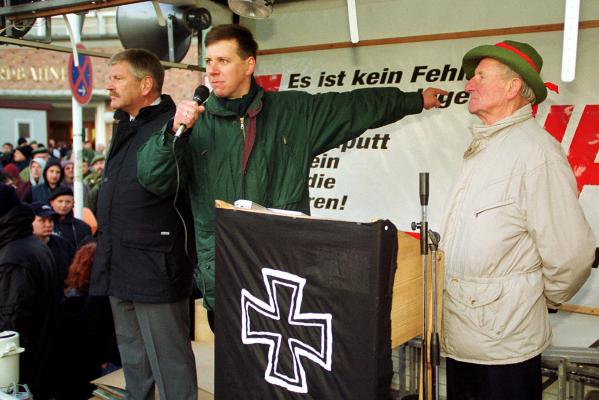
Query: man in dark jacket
89 49 197 400
48 186 92 250
31 201 75 284
137 24 447 327
0 184 61 399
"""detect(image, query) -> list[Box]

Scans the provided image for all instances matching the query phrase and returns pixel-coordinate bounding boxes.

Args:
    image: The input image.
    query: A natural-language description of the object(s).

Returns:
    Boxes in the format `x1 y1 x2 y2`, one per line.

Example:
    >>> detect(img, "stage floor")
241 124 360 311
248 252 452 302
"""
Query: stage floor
91 302 215 399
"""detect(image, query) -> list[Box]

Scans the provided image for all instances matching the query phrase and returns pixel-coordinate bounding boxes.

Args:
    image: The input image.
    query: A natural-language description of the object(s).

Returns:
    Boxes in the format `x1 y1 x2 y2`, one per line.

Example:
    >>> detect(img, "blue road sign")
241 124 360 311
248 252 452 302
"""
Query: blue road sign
68 44 93 105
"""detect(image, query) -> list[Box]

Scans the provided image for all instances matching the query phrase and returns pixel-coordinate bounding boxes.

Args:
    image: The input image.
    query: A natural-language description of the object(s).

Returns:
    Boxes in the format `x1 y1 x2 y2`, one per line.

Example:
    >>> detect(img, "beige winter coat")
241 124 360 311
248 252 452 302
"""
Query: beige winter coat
440 105 595 364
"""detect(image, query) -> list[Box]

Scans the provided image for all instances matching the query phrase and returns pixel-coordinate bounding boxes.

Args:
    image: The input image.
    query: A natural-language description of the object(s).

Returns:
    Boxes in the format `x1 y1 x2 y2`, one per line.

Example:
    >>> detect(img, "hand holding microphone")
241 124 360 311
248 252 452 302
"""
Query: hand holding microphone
173 85 210 140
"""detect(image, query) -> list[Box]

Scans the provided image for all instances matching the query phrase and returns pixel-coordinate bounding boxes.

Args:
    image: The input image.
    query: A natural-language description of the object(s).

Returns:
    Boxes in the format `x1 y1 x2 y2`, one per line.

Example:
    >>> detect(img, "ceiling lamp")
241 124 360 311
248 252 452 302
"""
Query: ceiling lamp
228 0 274 19
346 0 359 43
561 0 580 82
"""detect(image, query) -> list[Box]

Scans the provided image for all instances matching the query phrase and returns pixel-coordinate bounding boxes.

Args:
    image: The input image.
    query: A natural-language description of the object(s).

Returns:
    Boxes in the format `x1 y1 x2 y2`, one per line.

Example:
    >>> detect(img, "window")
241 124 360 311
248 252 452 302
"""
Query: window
17 121 31 139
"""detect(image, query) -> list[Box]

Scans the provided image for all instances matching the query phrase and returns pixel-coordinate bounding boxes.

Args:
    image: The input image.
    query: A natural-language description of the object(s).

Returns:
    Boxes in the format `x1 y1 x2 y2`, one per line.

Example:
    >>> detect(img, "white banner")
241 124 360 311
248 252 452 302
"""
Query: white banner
256 29 598 305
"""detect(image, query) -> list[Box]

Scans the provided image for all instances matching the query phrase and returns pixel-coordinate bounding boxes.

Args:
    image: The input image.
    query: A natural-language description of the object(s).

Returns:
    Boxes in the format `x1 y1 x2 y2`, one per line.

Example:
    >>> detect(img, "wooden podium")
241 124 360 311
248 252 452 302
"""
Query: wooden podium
392 231 444 347
215 201 443 394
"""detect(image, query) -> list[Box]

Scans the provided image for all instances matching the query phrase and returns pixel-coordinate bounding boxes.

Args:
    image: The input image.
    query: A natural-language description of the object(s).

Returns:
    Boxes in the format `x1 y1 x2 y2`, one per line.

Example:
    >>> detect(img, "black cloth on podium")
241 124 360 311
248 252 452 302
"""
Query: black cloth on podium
215 208 398 400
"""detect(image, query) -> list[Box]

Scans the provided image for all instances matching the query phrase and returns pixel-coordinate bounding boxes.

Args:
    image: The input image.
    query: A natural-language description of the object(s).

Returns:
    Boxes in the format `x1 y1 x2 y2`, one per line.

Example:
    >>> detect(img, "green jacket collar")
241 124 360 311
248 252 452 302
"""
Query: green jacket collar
205 84 265 117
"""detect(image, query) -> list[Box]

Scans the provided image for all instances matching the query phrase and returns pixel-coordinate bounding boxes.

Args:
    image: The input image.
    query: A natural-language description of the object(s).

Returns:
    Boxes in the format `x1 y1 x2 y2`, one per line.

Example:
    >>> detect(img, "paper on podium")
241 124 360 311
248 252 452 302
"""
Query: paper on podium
232 199 306 216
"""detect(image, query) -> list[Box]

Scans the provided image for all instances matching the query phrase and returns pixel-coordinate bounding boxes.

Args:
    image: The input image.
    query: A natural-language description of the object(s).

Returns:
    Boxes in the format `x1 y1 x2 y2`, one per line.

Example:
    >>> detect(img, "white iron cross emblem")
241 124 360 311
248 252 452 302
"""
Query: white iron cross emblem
241 268 333 393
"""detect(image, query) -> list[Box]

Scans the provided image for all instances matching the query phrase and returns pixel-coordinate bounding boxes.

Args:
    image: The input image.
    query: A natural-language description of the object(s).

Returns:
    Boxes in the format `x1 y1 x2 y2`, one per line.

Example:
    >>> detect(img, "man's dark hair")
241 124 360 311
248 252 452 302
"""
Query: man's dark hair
109 48 165 93
2 142 13 151
205 24 258 59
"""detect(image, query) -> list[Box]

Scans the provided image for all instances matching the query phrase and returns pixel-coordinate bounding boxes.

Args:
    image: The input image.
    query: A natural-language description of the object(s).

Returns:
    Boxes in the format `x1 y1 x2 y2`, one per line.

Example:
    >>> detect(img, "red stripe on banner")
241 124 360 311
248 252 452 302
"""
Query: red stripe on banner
255 74 283 92
495 42 540 72
566 105 599 194
544 105 574 143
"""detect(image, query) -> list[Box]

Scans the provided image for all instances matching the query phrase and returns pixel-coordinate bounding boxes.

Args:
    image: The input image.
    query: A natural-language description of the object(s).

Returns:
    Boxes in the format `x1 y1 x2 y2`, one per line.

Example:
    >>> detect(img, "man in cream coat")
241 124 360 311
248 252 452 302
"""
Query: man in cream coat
440 40 595 400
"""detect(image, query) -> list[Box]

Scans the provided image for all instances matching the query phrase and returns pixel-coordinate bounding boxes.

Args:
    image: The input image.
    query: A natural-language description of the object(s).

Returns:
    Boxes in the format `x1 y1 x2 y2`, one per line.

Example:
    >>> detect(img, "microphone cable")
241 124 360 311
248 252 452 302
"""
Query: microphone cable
171 135 190 259
168 85 209 260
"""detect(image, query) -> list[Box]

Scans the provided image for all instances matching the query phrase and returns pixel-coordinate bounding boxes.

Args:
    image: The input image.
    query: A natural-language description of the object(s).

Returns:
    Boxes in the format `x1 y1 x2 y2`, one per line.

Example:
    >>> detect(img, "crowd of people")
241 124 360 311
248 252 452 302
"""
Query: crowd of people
2 138 105 213
0 137 119 399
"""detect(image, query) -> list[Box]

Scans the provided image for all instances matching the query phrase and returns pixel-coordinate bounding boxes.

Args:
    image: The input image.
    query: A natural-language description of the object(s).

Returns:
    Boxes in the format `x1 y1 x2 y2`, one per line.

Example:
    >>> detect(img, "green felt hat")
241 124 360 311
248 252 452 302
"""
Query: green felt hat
90 153 105 165
462 40 547 104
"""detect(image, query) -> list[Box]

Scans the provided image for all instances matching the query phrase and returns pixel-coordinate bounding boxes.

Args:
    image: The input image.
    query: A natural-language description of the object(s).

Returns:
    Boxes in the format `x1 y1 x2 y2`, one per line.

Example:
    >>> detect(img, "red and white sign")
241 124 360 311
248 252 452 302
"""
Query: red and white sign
68 43 93 105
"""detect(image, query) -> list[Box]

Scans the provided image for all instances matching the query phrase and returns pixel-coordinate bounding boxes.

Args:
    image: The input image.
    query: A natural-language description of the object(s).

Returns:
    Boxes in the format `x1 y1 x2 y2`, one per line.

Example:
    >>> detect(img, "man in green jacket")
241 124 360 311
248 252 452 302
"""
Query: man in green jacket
138 24 447 329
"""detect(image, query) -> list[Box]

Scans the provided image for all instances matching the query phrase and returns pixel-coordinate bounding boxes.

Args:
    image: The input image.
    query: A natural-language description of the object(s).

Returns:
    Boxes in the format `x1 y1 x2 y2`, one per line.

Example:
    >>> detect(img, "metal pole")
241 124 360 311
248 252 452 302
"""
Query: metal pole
429 230 441 400
66 13 84 219
412 172 429 400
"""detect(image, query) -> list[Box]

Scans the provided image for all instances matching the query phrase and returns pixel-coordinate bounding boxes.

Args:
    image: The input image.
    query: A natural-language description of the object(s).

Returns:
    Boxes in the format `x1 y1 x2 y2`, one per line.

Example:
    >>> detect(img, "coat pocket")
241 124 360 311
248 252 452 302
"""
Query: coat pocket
445 278 508 339
121 229 176 252
446 278 502 308
474 199 515 217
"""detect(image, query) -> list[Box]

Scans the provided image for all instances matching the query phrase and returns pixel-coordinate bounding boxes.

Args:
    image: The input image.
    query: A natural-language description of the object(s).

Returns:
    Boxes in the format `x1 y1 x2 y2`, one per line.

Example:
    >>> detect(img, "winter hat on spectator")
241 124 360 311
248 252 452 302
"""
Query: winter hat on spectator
48 185 73 202
61 159 74 169
15 145 33 159
90 154 105 166
31 201 58 217
2 163 19 179
32 147 49 156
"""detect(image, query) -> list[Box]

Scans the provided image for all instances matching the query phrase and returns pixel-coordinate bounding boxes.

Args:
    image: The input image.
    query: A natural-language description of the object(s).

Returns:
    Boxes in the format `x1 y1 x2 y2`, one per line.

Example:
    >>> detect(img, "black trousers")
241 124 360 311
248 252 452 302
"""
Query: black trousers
446 354 542 400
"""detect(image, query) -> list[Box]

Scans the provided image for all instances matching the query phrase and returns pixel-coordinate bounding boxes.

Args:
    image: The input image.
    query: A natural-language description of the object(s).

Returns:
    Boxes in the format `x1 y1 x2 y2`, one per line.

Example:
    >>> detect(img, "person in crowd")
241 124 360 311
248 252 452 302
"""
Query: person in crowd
18 157 46 198
31 201 75 285
58 142 68 159
84 154 105 192
1 142 14 166
137 24 447 330
82 160 90 178
96 143 106 155
19 146 47 186
17 137 28 147
0 167 12 184
47 139 61 159
58 242 121 400
439 40 596 400
0 183 61 399
11 144 32 171
23 158 64 204
31 147 50 162
61 159 91 205
82 140 96 166
28 157 46 186
89 48 197 399
1 163 28 199
0 168 13 186
48 186 93 250
2 142 13 154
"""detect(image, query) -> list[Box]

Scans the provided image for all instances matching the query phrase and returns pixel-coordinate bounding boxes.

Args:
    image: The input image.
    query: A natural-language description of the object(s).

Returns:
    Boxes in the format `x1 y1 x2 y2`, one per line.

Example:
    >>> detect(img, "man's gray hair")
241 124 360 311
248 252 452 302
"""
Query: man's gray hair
500 63 536 104
109 48 164 93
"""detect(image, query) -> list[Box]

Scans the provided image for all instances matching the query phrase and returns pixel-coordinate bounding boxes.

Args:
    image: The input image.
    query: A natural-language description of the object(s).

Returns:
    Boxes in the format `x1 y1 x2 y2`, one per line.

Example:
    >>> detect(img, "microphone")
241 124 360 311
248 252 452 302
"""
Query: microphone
174 85 210 139
419 172 429 206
